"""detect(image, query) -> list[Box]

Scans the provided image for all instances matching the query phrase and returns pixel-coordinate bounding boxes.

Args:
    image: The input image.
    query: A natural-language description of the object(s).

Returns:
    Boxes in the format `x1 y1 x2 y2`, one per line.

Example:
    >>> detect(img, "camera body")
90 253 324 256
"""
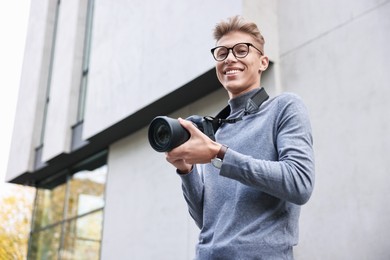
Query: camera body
148 115 216 152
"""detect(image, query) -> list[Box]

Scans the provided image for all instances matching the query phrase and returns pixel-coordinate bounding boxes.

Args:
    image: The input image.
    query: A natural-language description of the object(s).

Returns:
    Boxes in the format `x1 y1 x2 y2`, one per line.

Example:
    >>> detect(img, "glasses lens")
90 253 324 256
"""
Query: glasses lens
213 47 228 61
233 44 249 58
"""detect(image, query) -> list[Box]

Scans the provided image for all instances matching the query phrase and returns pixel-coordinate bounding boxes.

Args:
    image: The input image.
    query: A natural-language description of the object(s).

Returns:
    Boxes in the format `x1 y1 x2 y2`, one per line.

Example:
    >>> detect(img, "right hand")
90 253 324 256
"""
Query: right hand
165 118 221 174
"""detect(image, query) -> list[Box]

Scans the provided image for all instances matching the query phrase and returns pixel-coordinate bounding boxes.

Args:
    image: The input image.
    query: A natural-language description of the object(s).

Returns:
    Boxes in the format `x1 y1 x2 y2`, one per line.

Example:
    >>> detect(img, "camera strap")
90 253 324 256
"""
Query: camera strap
205 87 269 132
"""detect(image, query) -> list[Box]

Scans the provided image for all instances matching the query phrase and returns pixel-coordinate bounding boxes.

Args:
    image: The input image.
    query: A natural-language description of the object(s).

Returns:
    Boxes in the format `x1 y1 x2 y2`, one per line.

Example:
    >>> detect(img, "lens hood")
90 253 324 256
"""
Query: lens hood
148 116 190 152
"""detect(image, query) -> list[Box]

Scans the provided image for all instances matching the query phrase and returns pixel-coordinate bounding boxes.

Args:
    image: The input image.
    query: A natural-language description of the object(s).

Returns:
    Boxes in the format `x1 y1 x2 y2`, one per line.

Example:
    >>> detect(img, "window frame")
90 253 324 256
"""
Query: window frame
27 151 107 259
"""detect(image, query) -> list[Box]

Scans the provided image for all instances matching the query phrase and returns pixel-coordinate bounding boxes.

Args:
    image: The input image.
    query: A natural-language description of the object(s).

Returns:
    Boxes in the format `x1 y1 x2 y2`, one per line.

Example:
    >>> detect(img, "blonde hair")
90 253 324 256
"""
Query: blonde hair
213 15 265 53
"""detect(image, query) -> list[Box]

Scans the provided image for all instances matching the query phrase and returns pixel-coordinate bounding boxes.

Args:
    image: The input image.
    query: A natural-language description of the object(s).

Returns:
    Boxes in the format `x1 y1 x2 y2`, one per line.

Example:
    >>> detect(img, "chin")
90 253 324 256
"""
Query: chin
225 88 246 98
223 81 241 90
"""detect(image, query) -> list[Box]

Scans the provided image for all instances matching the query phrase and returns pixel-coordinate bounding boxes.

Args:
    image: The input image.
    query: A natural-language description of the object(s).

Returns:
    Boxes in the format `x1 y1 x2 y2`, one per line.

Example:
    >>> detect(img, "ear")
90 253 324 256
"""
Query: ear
258 55 269 73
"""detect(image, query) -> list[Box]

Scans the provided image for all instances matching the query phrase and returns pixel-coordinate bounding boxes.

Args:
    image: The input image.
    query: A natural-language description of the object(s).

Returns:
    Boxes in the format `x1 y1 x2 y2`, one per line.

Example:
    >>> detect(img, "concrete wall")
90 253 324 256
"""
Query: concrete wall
6 0 56 181
278 1 390 259
42 0 89 161
83 0 241 139
6 0 90 178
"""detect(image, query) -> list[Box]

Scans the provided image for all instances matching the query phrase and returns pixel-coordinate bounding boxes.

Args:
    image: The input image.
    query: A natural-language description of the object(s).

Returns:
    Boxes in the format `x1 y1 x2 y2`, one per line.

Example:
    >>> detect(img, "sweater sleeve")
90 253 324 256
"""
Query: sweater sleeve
179 166 204 228
220 95 315 205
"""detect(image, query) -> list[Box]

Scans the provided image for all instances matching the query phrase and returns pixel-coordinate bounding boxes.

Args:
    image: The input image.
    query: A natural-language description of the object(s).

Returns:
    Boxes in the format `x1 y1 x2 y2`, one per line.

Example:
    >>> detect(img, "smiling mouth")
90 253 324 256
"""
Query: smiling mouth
225 69 241 75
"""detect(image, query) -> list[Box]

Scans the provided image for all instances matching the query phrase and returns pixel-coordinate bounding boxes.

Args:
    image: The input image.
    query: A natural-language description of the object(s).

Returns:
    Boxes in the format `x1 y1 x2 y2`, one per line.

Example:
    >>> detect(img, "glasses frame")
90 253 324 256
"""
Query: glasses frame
210 42 263 61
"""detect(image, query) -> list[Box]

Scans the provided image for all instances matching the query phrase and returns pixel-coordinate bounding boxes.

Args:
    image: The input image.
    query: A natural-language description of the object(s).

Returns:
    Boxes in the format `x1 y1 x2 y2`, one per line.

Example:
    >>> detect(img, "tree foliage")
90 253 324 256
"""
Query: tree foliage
0 184 35 260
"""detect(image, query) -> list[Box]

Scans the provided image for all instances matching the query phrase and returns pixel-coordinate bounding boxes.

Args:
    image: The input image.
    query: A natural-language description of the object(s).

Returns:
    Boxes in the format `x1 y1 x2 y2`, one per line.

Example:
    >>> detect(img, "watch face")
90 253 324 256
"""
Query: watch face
211 158 223 169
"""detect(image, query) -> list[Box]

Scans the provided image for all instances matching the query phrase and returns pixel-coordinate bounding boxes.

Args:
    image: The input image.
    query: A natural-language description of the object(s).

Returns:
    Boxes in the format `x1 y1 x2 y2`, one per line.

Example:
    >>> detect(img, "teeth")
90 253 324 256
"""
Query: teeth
226 70 240 74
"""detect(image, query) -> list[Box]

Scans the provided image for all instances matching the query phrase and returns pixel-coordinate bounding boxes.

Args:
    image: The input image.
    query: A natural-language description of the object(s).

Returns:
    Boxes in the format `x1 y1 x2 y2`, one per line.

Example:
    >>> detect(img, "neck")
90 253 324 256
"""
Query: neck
228 85 260 99
228 88 262 114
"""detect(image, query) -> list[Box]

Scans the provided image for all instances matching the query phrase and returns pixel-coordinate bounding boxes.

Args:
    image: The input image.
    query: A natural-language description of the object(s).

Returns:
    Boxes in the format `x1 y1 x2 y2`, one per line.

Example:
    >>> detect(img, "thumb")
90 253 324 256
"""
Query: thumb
178 117 200 135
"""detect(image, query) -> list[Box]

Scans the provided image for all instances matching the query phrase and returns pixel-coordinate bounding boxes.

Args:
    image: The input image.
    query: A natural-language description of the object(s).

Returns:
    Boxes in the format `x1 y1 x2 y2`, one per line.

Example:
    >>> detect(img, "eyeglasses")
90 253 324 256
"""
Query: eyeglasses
210 42 263 61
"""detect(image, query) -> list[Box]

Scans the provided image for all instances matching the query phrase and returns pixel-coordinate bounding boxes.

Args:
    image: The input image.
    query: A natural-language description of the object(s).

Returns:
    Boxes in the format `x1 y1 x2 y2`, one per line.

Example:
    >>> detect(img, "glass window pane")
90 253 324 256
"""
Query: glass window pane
28 225 61 260
77 75 88 121
66 165 107 218
60 210 103 260
33 183 66 229
77 0 95 122
29 152 107 259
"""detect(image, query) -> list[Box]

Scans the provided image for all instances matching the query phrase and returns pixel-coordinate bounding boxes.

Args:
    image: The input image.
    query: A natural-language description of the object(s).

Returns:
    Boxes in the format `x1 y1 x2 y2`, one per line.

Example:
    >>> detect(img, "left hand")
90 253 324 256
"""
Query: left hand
166 118 221 165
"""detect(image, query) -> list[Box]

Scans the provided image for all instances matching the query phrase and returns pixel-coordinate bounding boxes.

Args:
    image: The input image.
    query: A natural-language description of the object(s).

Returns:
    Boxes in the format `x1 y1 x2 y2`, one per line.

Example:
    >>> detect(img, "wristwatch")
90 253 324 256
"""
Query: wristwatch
211 144 228 169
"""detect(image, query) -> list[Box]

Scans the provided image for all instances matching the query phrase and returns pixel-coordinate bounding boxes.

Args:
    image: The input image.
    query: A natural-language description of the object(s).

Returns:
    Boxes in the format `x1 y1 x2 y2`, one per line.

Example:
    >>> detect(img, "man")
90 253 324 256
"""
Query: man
166 15 315 259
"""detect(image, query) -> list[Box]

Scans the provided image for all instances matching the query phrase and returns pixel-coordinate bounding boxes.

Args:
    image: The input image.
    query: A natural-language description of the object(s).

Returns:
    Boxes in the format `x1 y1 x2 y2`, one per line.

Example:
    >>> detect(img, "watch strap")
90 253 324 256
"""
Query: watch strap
216 144 228 160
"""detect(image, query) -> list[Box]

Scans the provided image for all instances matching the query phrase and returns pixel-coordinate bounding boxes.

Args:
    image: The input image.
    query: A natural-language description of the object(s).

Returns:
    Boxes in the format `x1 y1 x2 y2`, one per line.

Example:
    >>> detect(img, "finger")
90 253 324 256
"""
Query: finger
178 118 200 135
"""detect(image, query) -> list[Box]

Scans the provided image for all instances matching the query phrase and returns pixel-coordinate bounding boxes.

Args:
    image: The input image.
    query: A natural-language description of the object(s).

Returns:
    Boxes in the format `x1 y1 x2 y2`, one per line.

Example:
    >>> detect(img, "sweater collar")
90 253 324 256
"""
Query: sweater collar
228 88 262 114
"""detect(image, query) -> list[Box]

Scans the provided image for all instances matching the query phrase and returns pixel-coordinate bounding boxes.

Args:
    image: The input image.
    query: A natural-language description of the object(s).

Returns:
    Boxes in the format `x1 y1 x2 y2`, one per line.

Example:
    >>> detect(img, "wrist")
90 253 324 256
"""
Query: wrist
211 144 228 169
176 165 193 175
216 144 228 160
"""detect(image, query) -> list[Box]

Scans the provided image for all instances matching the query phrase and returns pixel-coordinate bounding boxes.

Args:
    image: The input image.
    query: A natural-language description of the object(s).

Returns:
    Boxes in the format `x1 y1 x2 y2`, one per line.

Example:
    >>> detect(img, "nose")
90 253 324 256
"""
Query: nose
224 49 237 63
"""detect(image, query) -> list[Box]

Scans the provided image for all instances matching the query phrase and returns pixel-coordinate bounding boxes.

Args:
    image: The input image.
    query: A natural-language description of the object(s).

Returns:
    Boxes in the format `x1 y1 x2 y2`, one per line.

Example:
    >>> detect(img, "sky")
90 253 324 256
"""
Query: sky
0 0 31 195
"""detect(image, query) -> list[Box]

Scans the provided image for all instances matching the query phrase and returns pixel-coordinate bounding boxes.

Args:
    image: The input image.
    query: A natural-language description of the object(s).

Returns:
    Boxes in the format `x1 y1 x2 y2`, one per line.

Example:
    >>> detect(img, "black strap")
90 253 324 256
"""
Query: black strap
205 87 269 132
244 87 269 115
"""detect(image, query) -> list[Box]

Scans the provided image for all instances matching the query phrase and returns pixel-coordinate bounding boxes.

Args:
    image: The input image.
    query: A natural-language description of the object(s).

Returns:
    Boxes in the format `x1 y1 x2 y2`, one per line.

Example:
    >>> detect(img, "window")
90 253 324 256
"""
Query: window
77 0 95 123
71 0 95 151
39 0 61 147
28 154 107 259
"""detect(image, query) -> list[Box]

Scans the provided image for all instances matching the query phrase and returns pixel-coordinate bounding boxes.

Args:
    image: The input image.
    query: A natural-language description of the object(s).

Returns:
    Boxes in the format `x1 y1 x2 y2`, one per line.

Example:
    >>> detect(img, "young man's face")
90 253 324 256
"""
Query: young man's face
215 31 268 99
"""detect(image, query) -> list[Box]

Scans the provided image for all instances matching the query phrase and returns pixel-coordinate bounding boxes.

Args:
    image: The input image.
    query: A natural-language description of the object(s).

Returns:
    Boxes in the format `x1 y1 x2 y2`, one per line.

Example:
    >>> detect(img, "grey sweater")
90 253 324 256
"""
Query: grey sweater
180 88 315 260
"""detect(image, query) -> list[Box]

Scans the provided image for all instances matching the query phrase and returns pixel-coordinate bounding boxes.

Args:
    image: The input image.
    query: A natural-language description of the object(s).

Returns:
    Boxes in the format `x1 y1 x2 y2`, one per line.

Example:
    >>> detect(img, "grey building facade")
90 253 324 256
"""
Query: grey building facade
7 0 390 259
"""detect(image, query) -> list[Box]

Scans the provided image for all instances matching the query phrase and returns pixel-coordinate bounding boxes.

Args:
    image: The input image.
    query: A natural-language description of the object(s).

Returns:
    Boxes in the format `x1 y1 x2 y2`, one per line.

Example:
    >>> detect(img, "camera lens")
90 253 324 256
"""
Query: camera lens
154 124 170 148
148 116 190 152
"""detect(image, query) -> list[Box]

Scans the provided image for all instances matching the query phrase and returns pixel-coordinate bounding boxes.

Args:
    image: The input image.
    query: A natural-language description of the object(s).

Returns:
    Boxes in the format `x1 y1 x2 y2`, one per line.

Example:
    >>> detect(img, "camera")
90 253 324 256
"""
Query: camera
148 115 216 152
